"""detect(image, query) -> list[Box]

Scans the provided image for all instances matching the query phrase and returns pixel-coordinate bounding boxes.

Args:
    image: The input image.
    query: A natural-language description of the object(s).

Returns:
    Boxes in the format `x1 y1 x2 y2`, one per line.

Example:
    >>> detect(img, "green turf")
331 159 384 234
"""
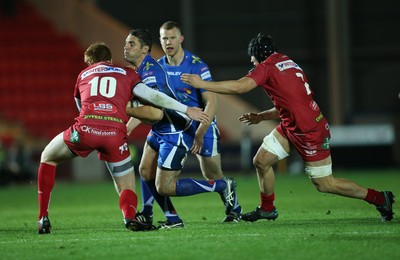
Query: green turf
0 169 399 259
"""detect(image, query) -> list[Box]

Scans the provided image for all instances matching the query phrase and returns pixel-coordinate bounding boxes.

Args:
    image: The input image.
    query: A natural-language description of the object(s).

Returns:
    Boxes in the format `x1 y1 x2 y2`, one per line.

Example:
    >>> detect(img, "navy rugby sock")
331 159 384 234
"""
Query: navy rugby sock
140 177 155 216
145 180 180 222
175 178 227 196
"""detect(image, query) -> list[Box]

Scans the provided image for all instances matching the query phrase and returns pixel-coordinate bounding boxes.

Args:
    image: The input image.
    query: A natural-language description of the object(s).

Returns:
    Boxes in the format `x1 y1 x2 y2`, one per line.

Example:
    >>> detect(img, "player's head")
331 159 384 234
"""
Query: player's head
160 21 182 34
248 33 277 63
84 42 112 65
129 28 153 53
159 21 184 57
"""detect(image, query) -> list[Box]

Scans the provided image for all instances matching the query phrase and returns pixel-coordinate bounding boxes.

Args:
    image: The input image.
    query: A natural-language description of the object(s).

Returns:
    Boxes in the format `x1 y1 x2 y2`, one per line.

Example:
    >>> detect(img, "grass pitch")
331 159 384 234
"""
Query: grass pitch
0 169 399 259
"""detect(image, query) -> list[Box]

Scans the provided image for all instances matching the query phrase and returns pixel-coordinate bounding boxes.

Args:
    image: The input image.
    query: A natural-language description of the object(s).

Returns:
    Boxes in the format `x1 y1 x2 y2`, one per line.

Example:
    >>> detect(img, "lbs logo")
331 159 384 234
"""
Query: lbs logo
89 101 117 113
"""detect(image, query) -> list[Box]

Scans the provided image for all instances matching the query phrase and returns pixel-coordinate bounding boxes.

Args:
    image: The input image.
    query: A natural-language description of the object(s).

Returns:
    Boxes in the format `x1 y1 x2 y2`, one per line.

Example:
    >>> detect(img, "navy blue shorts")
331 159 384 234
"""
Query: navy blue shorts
199 122 221 157
147 130 195 171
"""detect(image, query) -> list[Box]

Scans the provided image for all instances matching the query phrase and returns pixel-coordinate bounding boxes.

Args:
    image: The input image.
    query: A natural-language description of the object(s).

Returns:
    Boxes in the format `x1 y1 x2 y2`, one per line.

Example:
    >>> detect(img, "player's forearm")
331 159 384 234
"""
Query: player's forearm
126 105 163 122
199 80 243 94
201 92 217 125
126 117 141 135
258 108 280 120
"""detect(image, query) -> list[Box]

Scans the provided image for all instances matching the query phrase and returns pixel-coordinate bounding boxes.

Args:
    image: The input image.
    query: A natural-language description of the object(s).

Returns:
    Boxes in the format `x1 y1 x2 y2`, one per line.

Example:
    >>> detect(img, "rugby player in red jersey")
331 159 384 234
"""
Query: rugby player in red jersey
37 42 208 234
181 33 394 222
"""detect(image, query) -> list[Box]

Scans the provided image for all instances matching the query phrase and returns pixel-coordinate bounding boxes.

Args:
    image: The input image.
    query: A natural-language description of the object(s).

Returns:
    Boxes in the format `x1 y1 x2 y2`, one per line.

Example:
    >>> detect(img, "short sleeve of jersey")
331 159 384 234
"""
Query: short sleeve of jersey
189 56 212 94
246 63 269 87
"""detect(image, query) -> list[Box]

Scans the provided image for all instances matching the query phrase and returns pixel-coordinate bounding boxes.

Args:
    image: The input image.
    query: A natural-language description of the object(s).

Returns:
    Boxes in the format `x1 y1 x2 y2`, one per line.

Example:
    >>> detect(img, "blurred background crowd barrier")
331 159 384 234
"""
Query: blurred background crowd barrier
0 0 399 184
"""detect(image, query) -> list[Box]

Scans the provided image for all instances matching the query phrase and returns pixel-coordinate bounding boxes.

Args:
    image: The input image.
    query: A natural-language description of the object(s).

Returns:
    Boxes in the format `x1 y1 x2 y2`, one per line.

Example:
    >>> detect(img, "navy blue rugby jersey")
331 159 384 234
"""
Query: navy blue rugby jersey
137 54 192 134
158 50 217 129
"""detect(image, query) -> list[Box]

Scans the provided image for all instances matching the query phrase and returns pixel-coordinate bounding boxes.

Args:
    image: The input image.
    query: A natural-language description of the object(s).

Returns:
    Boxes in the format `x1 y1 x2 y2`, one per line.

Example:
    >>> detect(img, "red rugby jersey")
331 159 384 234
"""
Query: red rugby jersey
73 61 139 130
246 53 325 133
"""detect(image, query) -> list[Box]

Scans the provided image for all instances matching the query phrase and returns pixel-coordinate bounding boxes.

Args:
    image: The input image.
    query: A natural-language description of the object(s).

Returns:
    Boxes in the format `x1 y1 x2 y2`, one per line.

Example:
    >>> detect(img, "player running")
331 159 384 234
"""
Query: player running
181 33 394 222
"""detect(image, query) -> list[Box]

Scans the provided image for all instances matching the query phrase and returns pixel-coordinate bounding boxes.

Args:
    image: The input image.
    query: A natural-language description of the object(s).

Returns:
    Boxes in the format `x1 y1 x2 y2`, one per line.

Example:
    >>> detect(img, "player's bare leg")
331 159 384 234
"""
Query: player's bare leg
308 157 395 221
197 154 223 180
197 153 242 223
38 133 75 234
242 129 289 222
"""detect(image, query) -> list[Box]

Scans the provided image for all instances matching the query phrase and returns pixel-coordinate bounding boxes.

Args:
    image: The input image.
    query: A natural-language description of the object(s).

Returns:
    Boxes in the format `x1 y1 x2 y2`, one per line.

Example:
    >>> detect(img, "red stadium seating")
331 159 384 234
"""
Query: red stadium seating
0 2 84 140
0 2 169 143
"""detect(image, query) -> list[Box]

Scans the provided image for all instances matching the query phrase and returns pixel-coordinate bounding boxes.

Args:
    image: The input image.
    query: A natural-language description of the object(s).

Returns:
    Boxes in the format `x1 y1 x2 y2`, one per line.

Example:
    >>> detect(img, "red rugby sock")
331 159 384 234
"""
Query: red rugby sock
119 189 138 220
37 163 56 220
364 188 384 206
260 192 275 211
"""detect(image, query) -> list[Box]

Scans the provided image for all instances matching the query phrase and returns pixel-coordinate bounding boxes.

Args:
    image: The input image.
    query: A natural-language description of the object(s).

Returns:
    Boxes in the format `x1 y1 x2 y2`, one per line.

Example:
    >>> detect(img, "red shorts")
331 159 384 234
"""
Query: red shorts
63 123 130 163
276 120 331 162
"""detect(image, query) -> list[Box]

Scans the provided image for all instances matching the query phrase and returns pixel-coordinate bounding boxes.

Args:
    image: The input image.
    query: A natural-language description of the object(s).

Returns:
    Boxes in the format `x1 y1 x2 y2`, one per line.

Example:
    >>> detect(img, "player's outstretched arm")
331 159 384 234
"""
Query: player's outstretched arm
132 82 209 124
239 108 280 125
181 74 257 94
186 107 209 125
238 112 263 125
126 101 164 125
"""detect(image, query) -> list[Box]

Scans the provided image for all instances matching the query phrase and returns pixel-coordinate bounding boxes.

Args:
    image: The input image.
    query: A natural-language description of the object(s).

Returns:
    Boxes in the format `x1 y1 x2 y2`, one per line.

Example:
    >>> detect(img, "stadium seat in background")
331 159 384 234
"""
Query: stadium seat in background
0 1 84 140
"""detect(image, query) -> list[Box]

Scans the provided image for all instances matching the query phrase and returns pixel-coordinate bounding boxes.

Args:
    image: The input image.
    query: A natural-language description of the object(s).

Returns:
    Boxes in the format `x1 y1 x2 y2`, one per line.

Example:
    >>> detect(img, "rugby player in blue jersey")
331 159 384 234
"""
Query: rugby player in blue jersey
157 21 242 223
124 28 238 228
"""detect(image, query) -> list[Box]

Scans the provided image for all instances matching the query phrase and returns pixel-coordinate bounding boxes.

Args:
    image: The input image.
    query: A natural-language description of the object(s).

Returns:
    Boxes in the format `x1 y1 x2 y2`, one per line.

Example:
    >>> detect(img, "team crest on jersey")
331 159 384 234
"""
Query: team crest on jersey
144 62 154 71
191 55 202 64
275 60 302 71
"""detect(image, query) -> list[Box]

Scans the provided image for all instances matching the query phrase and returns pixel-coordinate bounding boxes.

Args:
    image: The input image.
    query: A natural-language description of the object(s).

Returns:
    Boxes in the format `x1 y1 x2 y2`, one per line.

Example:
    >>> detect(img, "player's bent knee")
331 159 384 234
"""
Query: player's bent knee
138 166 151 180
156 185 169 196
253 154 270 169
261 132 289 160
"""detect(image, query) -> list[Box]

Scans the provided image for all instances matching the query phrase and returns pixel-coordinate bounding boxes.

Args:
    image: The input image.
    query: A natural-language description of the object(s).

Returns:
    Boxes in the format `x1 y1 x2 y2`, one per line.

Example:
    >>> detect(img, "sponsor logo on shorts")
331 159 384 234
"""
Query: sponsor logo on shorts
70 129 80 143
304 149 317 156
80 125 117 136
303 143 317 157
321 137 330 150
119 143 128 154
